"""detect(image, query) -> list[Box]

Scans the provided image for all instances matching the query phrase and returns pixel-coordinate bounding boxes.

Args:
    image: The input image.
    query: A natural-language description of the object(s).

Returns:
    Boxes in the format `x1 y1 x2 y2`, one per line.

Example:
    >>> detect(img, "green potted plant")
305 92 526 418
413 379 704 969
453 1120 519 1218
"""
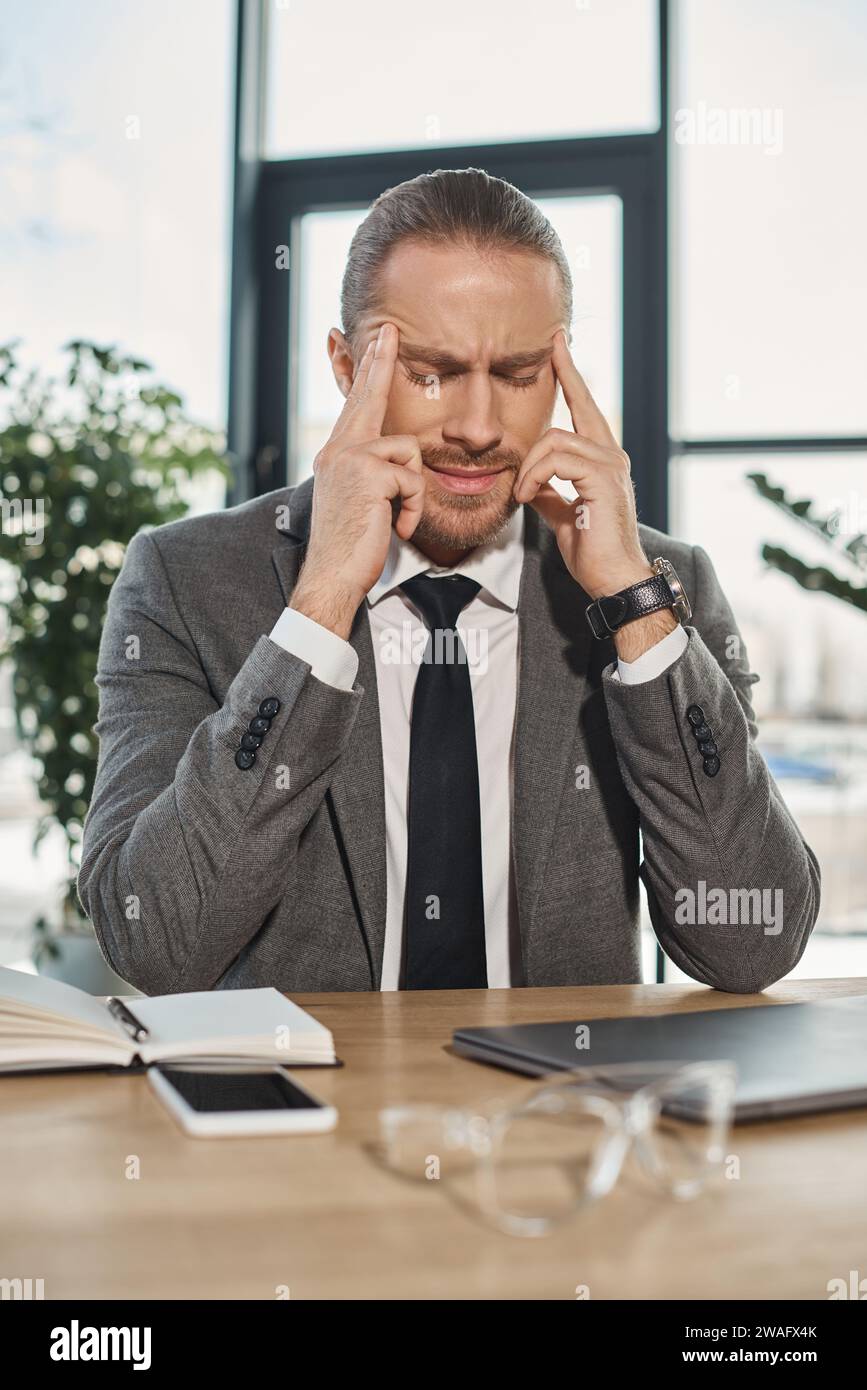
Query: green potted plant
0 340 229 991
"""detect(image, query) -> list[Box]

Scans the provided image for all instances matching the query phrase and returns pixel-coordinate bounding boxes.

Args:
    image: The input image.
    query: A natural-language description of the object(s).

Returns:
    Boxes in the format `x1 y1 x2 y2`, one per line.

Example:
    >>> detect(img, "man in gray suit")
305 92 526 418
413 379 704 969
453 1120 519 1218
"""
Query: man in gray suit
79 168 819 996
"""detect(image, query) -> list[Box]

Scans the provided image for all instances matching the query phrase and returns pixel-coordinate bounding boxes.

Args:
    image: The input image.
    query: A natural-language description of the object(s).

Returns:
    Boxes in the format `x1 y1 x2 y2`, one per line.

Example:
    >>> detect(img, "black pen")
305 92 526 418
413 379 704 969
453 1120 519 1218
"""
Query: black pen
106 996 150 1043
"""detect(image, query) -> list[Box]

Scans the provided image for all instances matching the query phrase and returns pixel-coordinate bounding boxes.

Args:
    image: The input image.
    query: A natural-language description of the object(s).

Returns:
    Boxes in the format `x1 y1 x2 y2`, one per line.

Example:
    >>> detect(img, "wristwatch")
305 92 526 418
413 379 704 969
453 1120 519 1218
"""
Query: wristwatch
585 557 692 640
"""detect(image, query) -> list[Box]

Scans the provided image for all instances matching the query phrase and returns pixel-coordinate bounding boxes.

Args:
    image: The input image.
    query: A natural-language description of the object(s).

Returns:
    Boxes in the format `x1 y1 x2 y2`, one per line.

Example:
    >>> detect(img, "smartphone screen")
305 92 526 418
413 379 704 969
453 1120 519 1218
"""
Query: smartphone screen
155 1066 324 1113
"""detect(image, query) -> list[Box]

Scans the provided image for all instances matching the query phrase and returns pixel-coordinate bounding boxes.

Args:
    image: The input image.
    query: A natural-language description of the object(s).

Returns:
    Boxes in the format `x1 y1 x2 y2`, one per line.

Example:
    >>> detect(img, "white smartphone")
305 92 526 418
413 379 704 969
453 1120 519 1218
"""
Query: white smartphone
148 1063 338 1137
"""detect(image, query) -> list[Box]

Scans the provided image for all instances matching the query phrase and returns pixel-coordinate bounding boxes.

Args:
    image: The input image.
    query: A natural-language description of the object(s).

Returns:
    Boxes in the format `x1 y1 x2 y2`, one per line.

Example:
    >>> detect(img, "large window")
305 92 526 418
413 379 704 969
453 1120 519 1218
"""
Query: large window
3 0 861 980
668 0 867 973
265 0 659 158
671 0 867 441
1 0 234 441
231 0 867 981
0 0 235 966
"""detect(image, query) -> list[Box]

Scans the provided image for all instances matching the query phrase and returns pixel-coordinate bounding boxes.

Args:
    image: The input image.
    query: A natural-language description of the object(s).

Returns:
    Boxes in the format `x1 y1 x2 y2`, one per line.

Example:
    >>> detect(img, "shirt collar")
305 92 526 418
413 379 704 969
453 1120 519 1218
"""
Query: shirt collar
366 505 525 612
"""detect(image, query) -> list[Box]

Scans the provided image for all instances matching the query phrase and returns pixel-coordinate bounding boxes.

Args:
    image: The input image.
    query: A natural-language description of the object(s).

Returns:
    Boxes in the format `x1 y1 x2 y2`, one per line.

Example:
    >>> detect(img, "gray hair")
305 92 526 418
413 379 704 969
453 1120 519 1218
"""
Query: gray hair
340 167 573 345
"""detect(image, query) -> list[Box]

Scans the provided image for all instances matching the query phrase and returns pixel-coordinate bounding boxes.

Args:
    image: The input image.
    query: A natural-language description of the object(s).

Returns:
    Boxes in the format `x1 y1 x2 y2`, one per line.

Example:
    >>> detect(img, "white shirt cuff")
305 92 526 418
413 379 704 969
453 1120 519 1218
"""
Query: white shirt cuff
613 623 689 685
269 607 359 693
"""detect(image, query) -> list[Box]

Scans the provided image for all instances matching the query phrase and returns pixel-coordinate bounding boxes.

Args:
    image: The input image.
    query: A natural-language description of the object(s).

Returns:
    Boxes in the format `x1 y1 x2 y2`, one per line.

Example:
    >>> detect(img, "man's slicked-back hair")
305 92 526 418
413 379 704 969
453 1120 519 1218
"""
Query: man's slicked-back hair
340 167 573 347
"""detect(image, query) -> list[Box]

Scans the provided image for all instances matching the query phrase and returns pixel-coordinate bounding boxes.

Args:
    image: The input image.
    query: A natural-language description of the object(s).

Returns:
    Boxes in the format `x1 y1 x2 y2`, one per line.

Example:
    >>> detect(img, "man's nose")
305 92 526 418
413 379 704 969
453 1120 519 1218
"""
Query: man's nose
441 374 504 457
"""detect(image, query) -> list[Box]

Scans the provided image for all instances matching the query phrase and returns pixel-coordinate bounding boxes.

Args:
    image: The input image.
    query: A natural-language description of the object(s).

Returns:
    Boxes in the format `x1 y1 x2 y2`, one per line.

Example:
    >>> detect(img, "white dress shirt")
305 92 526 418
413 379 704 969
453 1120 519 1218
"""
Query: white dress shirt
268 514 688 988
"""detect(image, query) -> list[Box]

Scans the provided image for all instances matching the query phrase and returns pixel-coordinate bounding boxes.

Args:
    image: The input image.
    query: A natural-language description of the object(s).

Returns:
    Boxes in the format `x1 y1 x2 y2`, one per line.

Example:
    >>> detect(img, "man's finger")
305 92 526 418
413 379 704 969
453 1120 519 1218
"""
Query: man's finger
331 337 374 438
515 448 600 505
526 481 576 534
382 459 426 540
336 322 399 442
552 330 617 448
352 434 423 472
514 428 616 499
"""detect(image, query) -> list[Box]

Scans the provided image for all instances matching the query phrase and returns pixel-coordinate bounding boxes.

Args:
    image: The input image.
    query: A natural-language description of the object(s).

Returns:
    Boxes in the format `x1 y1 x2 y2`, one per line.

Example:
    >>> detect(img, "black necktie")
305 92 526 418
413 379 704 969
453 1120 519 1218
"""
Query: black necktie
399 574 487 989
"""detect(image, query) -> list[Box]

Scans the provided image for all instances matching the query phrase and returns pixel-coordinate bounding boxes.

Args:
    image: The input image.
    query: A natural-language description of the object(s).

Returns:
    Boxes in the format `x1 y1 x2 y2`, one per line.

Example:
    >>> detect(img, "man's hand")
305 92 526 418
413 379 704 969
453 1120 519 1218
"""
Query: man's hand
514 331 677 660
289 323 424 640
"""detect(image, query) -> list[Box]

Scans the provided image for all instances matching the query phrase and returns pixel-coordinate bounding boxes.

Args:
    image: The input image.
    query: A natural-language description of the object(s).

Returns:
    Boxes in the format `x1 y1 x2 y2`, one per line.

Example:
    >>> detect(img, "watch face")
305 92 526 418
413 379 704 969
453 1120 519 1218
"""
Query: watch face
654 558 692 624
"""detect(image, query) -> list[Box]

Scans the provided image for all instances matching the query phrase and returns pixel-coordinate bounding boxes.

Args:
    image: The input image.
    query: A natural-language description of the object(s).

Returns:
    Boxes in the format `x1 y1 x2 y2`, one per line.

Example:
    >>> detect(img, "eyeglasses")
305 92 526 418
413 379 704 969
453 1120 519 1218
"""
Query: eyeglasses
378 1060 737 1238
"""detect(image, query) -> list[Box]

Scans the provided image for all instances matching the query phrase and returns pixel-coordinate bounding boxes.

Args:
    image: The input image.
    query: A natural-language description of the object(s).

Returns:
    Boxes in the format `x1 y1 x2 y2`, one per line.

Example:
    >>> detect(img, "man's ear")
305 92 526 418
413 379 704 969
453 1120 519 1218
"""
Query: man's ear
328 328 355 399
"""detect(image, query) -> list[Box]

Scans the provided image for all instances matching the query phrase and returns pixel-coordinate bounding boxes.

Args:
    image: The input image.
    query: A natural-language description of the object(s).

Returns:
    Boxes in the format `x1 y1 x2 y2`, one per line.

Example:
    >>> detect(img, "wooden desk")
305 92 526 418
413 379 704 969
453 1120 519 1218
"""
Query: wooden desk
2 979 866 1300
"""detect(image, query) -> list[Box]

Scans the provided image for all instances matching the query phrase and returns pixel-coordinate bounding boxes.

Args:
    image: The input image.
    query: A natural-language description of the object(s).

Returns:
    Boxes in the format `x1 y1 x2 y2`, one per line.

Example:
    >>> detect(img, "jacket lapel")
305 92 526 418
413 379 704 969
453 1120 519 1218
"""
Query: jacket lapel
271 478 388 987
512 508 594 983
326 609 387 985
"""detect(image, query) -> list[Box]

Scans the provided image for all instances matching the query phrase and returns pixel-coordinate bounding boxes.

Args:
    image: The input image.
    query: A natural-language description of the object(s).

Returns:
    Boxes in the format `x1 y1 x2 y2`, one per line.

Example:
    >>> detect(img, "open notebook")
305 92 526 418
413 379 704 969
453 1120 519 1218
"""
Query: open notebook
0 966 336 1073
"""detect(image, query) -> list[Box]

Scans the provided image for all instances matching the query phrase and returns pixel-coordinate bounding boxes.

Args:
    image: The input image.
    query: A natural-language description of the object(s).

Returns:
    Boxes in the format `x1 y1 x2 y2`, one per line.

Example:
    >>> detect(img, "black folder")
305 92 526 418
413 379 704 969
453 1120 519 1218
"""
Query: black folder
453 994 867 1121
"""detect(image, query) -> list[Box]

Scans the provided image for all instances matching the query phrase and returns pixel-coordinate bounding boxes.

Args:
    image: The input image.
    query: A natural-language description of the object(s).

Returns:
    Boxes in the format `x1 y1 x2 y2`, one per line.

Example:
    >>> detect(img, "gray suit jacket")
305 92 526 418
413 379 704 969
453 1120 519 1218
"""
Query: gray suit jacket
78 476 820 995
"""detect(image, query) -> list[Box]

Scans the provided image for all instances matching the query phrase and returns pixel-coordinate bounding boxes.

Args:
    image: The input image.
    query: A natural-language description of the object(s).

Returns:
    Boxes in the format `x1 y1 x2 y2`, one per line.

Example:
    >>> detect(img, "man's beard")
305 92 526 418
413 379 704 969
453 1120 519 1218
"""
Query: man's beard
410 445 523 551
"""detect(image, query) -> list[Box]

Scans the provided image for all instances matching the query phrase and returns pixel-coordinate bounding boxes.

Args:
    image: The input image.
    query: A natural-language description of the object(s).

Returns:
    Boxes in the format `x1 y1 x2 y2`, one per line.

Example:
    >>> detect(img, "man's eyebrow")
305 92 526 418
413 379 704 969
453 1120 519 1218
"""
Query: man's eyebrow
398 343 553 373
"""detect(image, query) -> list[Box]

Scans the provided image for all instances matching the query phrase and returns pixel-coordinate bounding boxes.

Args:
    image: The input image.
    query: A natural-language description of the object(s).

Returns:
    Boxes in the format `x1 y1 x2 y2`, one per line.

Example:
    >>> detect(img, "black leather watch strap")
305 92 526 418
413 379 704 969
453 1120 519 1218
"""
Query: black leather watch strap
585 574 673 639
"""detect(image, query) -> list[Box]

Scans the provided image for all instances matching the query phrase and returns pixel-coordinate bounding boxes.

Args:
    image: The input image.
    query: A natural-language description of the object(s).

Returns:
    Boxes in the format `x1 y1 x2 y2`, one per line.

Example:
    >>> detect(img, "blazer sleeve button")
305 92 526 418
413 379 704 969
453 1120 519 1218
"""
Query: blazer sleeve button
703 755 721 777
248 716 271 736
258 697 281 719
687 704 706 727
235 748 257 771
693 722 713 742
697 738 718 756
240 732 263 751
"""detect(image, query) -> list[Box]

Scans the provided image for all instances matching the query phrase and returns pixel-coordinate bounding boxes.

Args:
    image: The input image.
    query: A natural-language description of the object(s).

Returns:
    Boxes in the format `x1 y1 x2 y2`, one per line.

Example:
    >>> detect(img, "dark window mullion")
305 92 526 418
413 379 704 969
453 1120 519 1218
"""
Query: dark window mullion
672 438 867 455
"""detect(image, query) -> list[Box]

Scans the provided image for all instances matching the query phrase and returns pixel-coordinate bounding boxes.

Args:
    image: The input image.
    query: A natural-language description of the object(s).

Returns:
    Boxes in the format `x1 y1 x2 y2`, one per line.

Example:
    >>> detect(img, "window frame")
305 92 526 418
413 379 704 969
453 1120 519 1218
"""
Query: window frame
227 0 670 533
225 0 867 982
228 0 867 543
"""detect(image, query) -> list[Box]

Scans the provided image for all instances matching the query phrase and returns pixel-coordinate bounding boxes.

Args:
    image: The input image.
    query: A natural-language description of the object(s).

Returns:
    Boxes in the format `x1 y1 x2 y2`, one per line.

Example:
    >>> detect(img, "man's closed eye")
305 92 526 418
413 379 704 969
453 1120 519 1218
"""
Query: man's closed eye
404 367 541 391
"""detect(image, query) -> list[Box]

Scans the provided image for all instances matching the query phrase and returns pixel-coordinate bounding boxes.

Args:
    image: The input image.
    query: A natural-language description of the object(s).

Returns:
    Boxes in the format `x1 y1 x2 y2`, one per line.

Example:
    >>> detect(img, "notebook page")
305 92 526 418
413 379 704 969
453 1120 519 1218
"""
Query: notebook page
0 965 130 1046
132 988 333 1062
